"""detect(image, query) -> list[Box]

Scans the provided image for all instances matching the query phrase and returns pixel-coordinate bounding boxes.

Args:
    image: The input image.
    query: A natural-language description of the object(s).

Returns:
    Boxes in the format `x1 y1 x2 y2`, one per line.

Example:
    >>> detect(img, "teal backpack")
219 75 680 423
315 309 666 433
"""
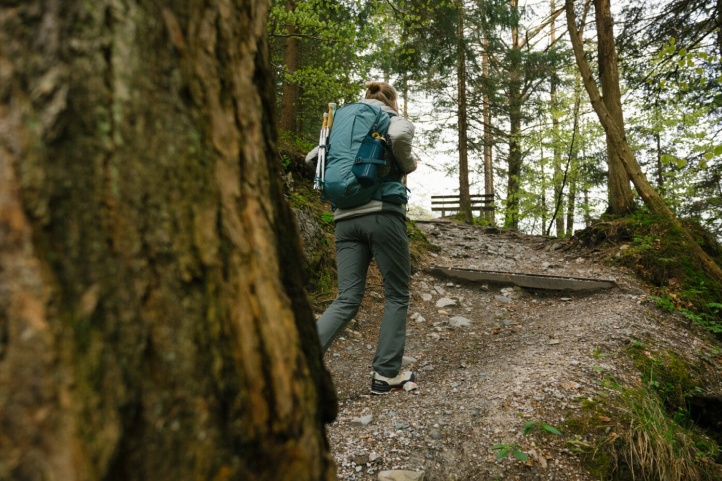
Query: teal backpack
322 102 406 209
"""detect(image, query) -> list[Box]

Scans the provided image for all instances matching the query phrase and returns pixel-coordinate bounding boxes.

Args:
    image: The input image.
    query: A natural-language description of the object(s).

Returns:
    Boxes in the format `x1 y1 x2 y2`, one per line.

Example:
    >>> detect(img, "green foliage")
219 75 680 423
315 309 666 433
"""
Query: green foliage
407 219 438 268
518 70 607 236
523 420 562 436
560 394 620 478
621 14 722 240
320 211 334 225
561 353 720 480
492 419 561 465
627 344 700 415
619 385 717 480
268 0 377 140
471 216 492 227
278 129 315 156
607 209 722 335
491 442 528 462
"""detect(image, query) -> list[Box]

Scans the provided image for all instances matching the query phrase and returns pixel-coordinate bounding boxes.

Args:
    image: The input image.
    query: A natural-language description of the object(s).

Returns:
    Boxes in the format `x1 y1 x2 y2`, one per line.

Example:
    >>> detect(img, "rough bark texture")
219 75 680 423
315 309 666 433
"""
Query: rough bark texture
551 0 565 237
457 1 472 224
505 0 523 231
566 179 577 236
594 0 634 214
566 0 722 283
718 0 722 59
482 37 495 225
0 1 337 480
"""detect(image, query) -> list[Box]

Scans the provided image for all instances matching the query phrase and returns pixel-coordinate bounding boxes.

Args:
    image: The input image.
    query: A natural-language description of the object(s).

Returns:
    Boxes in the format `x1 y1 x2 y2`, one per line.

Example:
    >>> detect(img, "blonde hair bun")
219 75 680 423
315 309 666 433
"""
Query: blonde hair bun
365 81 382 94
364 81 398 112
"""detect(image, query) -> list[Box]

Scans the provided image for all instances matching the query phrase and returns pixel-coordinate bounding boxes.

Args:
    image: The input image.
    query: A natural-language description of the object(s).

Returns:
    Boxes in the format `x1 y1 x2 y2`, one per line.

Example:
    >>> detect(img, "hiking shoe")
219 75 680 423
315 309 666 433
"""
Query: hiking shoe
371 371 417 394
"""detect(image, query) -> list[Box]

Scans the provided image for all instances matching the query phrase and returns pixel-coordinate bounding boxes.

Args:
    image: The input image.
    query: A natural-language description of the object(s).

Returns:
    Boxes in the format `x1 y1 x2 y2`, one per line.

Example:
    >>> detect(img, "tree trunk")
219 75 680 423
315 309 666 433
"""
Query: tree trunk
505 0 523 230
402 73 409 119
566 179 577 236
551 0 565 237
0 2 337 481
566 0 722 282
718 0 722 59
279 0 301 134
594 0 634 215
457 0 472 224
540 144 548 230
482 37 495 225
655 129 664 191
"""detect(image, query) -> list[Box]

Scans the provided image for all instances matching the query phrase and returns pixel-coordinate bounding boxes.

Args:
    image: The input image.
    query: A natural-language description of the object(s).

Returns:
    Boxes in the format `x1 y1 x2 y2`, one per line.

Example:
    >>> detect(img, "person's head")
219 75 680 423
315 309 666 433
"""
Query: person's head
364 81 398 113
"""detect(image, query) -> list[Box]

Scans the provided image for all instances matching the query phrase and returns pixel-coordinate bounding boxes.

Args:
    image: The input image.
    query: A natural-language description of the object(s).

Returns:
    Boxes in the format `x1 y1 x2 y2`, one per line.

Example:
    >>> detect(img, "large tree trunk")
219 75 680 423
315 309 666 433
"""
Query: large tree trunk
505 0 523 231
594 0 634 215
655 129 664 191
551 0 565 237
506 93 523 229
540 144 548 231
482 37 495 225
457 0 472 224
566 0 722 282
279 0 301 134
0 2 337 481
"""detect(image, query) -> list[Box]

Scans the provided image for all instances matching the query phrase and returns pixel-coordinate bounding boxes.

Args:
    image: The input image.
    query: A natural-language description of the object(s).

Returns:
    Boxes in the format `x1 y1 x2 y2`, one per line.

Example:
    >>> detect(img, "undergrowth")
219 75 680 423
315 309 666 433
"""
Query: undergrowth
575 208 722 336
563 344 721 481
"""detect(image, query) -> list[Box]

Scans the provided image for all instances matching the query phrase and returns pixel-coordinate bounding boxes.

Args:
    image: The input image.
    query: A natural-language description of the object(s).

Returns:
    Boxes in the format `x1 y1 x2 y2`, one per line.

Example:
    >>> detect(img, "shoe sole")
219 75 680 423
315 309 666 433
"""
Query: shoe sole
371 388 405 395
370 376 416 395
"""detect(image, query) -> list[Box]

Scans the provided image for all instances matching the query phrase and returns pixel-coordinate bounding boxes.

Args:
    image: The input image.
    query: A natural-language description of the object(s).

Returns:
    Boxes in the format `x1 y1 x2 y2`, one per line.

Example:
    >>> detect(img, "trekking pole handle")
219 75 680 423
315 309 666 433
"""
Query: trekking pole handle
326 103 336 130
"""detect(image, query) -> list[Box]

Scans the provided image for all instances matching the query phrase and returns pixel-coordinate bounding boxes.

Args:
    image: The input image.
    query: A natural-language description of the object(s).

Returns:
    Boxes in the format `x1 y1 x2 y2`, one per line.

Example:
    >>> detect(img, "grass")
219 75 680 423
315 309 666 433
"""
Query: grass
562 345 721 481
618 384 717 481
576 208 722 336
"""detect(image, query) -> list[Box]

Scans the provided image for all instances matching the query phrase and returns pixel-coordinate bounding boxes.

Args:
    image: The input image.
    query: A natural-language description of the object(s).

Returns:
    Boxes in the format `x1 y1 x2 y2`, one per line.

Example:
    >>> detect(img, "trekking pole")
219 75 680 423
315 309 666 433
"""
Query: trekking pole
314 112 328 190
320 103 336 185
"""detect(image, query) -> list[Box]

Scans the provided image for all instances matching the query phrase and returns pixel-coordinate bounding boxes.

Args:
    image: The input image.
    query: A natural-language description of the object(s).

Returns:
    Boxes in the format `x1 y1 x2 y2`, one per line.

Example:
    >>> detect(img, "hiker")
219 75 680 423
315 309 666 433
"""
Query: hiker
306 81 418 394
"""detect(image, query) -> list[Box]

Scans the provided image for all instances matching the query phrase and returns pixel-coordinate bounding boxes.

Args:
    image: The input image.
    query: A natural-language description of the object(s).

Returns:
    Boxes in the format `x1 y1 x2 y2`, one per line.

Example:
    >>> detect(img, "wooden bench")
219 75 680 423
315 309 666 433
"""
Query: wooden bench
431 194 494 218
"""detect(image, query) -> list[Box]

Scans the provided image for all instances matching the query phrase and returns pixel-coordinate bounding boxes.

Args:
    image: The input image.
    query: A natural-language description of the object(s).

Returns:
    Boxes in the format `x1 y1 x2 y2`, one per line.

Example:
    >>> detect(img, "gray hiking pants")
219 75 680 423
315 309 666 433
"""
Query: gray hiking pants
317 213 410 378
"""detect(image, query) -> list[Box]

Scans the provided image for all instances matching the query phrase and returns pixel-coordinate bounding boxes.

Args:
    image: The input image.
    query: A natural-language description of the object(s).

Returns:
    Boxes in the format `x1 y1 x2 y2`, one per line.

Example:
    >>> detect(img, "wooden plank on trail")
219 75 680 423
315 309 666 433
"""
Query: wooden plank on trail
427 265 616 291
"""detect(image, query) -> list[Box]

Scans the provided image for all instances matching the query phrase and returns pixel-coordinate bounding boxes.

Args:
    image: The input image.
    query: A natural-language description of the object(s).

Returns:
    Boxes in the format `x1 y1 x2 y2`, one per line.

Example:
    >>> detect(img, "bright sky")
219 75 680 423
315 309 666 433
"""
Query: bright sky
400 94 490 221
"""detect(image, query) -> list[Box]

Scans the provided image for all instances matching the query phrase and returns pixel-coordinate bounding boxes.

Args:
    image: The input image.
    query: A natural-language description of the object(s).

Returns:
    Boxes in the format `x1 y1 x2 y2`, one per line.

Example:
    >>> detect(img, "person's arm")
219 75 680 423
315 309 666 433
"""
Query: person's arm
387 117 417 174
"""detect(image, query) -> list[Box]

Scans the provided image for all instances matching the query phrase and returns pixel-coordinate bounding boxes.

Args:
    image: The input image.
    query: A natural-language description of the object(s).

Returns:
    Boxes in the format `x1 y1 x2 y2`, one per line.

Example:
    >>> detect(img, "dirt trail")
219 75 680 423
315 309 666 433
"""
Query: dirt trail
320 220 721 481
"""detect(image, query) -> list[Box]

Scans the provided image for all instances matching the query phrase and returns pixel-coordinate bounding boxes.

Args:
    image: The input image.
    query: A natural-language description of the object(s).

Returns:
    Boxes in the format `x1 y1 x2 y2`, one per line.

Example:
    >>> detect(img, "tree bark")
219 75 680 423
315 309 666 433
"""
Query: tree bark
0 1 337 480
457 0 472 224
594 0 634 215
551 0 565 237
402 72 409 119
279 0 301 134
566 179 577 236
565 0 722 282
540 144 548 230
482 36 495 225
505 0 523 230
655 129 664 191
718 0 722 59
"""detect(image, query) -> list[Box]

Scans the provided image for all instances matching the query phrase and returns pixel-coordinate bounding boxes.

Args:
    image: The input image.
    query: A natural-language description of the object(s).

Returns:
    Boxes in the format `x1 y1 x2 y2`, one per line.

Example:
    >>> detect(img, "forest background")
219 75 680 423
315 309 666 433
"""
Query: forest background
269 0 722 238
